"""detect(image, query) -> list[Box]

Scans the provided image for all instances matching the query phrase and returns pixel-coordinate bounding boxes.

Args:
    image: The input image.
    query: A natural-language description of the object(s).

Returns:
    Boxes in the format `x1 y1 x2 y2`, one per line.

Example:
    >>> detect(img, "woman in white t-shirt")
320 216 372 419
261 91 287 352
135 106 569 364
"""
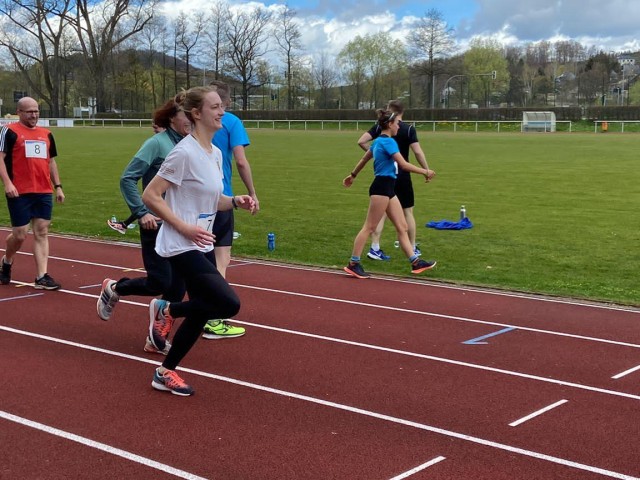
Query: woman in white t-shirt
142 86 256 396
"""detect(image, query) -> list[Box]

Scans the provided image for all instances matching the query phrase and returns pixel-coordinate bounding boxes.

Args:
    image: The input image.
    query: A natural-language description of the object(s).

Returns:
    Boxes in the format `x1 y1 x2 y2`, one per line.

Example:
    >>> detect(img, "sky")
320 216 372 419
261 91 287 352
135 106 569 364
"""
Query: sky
162 0 640 62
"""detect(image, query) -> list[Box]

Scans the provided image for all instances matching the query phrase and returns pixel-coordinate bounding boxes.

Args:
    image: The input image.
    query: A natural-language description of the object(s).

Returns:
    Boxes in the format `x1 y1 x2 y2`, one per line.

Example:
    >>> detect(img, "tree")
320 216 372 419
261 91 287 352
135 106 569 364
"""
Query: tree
67 0 155 112
174 11 205 89
627 78 640 105
139 16 166 107
463 38 508 107
361 32 407 108
312 52 339 109
337 36 368 109
225 6 272 110
584 51 621 105
204 1 231 81
274 3 302 110
409 8 455 108
0 0 74 116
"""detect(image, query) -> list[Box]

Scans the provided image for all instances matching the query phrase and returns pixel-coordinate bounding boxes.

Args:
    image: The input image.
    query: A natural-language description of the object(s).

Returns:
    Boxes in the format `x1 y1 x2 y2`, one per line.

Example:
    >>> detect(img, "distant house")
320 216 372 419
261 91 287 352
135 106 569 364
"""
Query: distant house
618 54 635 66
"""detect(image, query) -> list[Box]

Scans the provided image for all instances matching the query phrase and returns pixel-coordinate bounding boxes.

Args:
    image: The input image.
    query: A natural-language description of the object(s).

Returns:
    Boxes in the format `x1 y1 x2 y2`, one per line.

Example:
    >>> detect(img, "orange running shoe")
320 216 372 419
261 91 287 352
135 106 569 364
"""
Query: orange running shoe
151 368 193 396
148 299 174 351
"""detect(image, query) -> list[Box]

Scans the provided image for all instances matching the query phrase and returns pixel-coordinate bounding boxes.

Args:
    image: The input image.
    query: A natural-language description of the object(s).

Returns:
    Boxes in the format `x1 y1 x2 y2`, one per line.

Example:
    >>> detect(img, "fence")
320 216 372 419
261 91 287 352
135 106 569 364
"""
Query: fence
240 119 577 133
22 118 640 133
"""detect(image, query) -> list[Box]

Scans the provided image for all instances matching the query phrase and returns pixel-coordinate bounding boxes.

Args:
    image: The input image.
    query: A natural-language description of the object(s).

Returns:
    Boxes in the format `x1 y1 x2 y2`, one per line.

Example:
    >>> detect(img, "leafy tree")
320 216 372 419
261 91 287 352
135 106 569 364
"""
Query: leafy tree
628 78 640 105
337 36 367 109
463 38 508 106
362 32 407 107
338 33 407 109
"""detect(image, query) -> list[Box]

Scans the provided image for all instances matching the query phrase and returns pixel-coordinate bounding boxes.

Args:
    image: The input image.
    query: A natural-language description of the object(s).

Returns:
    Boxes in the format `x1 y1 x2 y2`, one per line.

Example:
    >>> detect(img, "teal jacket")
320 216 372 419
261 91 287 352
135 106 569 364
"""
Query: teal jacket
119 128 183 219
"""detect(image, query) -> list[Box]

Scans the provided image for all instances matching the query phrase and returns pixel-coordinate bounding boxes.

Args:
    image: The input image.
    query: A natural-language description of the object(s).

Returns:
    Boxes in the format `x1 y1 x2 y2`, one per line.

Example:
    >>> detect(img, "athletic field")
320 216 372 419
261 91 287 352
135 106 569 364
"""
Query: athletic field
0 128 637 305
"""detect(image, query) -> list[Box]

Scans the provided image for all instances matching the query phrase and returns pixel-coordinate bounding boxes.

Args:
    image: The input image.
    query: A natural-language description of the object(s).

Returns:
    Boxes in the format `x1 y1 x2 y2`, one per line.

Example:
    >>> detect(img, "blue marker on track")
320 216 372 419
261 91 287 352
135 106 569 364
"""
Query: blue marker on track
463 327 516 345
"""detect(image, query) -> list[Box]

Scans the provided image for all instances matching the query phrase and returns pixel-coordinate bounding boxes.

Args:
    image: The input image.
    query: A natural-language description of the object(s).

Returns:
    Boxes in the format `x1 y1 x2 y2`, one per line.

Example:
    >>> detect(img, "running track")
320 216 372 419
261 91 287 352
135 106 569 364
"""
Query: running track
1 230 639 480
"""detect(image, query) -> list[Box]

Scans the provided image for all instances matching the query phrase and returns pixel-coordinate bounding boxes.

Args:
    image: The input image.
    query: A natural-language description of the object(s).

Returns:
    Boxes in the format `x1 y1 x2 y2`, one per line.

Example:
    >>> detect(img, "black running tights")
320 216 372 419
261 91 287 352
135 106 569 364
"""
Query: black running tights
162 249 240 370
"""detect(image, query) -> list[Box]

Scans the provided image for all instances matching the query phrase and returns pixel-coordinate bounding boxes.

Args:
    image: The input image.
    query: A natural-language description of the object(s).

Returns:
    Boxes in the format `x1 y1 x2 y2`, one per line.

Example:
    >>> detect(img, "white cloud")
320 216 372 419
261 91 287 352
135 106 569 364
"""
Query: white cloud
156 0 640 72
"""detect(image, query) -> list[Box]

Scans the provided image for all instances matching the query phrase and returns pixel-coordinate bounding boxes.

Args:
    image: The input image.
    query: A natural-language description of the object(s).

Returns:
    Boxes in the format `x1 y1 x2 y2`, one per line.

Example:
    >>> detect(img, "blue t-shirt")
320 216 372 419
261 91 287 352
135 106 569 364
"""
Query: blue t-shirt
371 135 399 178
212 111 250 196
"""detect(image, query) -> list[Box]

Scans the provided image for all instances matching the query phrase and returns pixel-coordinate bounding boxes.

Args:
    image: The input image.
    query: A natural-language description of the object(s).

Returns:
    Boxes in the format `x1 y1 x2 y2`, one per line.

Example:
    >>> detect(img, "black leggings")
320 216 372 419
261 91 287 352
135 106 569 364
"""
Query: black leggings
162 249 240 370
114 226 185 302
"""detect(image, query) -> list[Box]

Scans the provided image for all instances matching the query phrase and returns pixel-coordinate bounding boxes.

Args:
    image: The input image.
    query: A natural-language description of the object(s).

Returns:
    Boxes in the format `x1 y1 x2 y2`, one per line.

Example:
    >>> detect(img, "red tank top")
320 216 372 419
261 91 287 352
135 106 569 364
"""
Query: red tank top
3 122 56 194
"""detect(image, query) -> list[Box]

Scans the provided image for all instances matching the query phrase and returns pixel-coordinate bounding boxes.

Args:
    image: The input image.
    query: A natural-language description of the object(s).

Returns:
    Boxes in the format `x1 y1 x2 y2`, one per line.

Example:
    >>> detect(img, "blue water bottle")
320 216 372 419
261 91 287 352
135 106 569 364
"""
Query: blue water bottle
267 232 276 251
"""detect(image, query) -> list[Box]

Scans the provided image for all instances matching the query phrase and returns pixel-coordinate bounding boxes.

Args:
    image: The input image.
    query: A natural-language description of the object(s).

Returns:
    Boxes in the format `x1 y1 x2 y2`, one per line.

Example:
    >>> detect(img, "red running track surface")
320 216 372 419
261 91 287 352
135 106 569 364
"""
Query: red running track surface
1 231 639 480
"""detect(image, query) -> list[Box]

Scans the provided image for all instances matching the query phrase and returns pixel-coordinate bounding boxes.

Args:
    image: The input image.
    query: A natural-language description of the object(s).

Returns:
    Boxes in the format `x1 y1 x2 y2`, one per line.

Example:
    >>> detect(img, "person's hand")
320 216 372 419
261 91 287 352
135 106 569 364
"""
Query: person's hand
424 169 436 182
234 195 257 214
4 181 18 198
182 223 215 247
139 213 160 230
55 188 65 203
343 175 355 187
250 194 260 214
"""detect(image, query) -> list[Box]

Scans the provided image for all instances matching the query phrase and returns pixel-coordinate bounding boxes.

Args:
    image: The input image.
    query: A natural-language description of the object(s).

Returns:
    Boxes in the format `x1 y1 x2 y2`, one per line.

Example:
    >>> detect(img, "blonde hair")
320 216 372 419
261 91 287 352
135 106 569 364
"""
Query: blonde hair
175 86 218 123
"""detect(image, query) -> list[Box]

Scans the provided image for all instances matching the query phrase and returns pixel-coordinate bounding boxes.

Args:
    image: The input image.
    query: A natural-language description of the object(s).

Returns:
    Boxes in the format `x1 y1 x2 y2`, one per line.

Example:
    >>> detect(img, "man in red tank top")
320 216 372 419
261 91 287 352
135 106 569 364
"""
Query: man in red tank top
0 97 65 290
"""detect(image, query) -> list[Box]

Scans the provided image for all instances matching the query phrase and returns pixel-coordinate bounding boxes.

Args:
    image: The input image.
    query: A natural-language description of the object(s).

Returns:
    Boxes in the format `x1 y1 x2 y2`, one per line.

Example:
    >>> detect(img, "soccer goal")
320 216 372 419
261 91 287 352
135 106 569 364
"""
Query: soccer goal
522 111 556 132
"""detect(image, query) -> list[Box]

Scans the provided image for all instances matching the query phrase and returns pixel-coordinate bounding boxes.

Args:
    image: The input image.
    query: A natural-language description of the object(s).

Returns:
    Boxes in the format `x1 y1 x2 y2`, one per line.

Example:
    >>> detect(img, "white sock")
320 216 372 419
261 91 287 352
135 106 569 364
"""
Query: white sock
371 243 380 251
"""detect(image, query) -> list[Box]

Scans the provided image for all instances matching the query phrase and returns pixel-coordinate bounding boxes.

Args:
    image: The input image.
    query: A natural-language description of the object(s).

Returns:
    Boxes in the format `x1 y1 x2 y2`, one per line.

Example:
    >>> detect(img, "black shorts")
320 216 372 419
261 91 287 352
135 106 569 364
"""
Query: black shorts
7 193 53 227
395 172 415 209
369 176 396 198
211 209 234 247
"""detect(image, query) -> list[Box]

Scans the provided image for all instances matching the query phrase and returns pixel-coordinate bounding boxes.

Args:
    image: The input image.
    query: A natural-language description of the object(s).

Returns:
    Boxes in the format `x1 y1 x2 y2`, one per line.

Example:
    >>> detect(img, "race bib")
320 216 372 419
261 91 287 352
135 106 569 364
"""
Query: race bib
25 140 47 159
197 213 215 233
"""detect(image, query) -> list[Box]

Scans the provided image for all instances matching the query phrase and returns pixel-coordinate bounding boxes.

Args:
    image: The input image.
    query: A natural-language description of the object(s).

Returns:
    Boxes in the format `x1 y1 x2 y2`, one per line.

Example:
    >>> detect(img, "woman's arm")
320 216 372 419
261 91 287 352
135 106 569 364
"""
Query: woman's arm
343 149 373 187
394 153 432 181
142 175 214 247
217 194 256 214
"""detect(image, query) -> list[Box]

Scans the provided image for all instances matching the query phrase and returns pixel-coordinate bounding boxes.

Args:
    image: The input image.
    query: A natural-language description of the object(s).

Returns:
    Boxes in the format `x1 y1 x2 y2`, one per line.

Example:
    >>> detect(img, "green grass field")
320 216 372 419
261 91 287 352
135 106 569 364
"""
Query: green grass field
1 127 638 306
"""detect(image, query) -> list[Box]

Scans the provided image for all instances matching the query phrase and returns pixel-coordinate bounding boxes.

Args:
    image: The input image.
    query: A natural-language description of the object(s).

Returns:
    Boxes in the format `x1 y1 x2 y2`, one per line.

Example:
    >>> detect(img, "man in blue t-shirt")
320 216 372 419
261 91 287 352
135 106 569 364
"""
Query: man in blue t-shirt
203 80 260 340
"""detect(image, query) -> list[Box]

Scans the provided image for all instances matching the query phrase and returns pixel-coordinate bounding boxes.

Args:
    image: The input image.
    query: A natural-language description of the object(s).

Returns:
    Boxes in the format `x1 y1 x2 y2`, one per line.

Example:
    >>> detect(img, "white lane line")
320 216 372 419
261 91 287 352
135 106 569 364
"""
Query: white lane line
0 410 207 480
3 291 640 403
232 321 640 402
238 258 640 314
509 400 569 427
4 240 639 314
388 456 446 479
2 327 636 480
233 284 640 350
612 365 640 380
8 273 639 351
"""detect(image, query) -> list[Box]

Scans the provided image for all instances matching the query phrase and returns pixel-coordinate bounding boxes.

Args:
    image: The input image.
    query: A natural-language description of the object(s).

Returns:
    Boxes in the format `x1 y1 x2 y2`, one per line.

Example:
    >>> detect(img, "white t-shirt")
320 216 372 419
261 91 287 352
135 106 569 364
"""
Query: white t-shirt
154 134 224 257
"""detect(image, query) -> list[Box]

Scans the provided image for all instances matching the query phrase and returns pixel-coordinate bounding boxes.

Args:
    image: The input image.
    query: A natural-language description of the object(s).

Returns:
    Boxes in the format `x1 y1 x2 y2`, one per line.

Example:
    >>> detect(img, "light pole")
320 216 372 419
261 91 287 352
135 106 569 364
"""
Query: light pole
442 72 496 108
443 75 466 108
